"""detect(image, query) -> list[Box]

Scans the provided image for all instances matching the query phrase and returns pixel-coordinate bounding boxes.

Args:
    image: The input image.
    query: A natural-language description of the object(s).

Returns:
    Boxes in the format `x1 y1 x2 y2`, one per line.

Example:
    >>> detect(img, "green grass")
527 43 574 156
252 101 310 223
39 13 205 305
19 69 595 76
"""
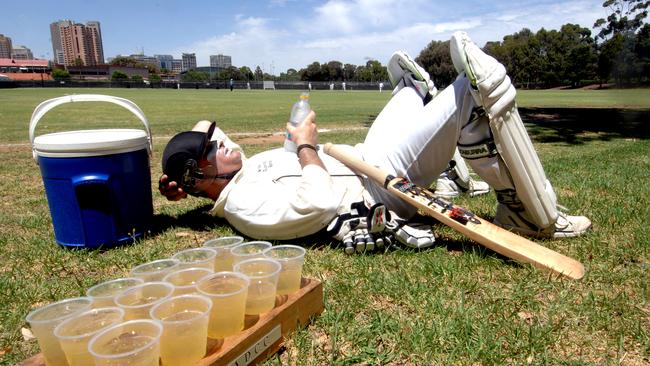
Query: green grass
0 88 648 365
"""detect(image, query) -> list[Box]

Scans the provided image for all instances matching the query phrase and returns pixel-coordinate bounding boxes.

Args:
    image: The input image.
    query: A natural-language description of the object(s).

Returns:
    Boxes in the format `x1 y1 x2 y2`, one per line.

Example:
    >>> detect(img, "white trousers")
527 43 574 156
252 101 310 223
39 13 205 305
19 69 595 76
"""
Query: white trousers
361 77 478 218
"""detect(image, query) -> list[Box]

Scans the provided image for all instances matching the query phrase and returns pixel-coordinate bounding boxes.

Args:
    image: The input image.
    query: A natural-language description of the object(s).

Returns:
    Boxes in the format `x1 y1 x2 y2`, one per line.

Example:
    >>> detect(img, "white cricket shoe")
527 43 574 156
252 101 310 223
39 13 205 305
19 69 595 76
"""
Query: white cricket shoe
434 174 491 198
494 204 592 238
387 51 437 100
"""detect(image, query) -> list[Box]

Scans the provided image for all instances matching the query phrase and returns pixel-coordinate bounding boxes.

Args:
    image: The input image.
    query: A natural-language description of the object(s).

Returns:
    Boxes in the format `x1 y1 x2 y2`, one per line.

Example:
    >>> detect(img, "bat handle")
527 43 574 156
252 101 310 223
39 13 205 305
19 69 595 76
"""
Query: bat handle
323 143 391 186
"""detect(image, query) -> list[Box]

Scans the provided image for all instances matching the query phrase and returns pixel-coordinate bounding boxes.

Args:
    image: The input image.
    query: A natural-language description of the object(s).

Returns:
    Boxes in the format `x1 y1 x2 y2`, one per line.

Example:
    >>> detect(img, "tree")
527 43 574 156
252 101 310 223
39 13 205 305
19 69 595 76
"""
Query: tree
559 24 598 87
325 61 343 81
239 66 254 81
343 64 356 81
110 56 139 68
149 74 162 82
636 23 650 80
51 69 70 80
74 57 84 67
594 0 649 84
300 62 323 81
254 66 263 80
111 71 128 80
416 40 456 88
181 70 209 81
131 75 143 82
594 0 649 40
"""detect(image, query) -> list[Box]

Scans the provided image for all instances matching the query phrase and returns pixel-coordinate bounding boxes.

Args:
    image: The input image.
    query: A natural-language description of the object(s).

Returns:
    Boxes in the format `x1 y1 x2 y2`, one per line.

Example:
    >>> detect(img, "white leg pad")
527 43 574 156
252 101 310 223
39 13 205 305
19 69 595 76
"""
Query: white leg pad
490 106 558 229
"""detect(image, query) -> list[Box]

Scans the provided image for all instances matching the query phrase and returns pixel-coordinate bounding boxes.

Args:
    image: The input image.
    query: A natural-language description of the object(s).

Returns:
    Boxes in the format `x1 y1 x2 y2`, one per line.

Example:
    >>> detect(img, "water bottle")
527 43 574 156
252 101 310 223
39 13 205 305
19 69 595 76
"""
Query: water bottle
284 92 311 152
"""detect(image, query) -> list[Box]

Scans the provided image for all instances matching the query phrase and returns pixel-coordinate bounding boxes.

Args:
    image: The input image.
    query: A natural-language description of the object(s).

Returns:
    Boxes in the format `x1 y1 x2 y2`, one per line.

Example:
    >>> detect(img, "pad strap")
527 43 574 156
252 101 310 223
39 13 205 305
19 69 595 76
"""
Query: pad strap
458 139 498 160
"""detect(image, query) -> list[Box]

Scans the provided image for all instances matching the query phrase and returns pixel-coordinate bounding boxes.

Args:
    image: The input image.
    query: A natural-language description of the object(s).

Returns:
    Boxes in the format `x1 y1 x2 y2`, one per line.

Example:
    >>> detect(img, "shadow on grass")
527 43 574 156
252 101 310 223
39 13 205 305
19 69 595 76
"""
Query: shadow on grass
520 108 650 144
149 203 229 235
363 108 650 144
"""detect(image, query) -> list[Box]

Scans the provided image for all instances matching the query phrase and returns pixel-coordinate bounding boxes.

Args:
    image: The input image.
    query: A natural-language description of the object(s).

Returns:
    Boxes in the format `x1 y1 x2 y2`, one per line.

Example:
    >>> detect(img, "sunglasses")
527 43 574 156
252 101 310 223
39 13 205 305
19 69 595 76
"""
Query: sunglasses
180 141 239 197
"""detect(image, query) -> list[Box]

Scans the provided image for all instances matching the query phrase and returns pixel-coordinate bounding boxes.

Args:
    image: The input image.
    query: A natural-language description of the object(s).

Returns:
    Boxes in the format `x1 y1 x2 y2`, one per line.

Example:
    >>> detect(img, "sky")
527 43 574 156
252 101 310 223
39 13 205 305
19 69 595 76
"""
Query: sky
2 0 607 74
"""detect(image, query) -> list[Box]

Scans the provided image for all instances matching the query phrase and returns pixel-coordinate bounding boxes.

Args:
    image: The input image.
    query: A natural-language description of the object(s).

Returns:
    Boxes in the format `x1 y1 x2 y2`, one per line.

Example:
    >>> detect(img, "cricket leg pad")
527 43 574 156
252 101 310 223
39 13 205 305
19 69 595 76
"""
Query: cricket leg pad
458 109 558 230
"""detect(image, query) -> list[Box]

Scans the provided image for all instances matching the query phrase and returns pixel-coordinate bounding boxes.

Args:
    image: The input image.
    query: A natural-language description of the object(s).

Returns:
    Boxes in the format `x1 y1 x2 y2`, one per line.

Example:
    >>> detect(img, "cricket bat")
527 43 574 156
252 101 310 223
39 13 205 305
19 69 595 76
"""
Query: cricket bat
323 143 585 280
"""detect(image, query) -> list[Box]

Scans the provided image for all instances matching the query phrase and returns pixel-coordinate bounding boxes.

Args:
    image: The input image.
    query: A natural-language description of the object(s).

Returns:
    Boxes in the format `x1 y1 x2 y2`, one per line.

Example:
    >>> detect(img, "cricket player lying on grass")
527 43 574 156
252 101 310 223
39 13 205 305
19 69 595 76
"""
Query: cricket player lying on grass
159 32 591 254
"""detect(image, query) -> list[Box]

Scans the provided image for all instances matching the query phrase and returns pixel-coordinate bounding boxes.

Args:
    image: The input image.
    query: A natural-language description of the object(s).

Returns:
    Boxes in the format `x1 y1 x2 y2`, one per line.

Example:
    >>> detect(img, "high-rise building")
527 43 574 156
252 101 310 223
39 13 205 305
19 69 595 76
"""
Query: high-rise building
155 54 174 71
0 34 12 59
12 45 34 60
181 53 196 71
171 59 183 73
50 20 105 67
210 54 232 68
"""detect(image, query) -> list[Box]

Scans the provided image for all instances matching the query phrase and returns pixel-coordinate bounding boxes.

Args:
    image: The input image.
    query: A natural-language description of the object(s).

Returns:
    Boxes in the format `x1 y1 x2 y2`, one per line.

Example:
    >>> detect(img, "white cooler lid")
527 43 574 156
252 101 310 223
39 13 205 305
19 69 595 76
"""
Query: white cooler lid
34 129 149 157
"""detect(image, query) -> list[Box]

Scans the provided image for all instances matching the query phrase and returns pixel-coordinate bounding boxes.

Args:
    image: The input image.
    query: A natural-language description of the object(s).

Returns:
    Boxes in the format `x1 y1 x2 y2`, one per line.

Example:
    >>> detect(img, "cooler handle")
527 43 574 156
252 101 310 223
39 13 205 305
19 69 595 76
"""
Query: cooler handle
29 94 152 160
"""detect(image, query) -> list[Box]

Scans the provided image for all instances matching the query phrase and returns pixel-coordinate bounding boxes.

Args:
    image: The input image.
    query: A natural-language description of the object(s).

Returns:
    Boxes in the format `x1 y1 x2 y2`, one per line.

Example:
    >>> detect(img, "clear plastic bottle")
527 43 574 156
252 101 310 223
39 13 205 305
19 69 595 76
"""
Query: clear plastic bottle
284 92 311 152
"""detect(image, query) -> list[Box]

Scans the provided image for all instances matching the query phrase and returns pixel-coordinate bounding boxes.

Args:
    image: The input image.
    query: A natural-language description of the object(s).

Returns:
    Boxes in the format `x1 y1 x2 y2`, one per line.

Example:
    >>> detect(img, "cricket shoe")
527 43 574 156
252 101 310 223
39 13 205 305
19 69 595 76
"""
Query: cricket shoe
494 203 592 238
449 31 515 118
434 174 491 198
387 51 437 101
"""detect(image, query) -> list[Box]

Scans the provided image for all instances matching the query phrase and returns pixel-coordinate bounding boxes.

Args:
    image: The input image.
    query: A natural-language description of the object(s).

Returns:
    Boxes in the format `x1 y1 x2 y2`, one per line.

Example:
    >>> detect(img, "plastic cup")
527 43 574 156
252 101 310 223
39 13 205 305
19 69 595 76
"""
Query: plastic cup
230 241 272 265
196 272 250 339
203 236 245 271
234 258 281 315
172 248 217 270
162 267 213 296
25 297 93 366
150 294 212 366
129 259 180 282
263 245 306 296
53 307 125 366
86 277 145 308
114 282 174 320
88 319 162 366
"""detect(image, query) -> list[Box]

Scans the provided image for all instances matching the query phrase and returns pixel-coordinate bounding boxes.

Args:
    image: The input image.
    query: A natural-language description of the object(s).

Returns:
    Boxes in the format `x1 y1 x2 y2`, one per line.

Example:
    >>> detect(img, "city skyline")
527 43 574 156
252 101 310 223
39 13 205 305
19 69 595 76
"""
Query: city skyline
2 0 607 74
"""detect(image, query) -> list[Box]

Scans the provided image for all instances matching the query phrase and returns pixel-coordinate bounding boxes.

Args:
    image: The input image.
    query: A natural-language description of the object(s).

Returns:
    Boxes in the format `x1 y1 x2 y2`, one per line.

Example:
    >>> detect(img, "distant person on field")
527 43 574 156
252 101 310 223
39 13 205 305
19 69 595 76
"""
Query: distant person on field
159 32 591 253
229 78 234 91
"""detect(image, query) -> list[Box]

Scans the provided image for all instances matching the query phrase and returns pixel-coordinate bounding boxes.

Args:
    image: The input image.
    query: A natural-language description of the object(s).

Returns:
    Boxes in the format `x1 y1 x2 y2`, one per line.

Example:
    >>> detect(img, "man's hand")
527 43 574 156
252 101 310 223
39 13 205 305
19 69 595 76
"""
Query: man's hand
158 174 188 201
286 110 318 147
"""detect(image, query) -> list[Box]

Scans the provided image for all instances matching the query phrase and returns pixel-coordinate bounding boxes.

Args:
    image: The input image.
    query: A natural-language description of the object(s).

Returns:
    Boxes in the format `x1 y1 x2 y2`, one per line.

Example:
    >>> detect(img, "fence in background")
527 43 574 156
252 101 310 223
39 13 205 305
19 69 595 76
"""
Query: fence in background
0 79 389 91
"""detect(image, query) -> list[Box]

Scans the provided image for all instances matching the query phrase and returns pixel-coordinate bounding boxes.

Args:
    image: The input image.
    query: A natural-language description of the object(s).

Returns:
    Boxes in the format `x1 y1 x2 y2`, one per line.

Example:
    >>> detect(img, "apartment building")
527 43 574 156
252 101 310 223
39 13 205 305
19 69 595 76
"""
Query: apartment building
50 20 105 67
0 34 12 59
210 54 232 68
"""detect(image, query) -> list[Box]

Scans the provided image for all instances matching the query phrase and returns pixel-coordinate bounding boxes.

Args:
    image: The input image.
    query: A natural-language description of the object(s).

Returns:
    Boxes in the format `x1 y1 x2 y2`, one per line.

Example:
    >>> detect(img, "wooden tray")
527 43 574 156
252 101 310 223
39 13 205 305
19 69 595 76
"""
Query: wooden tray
20 277 324 366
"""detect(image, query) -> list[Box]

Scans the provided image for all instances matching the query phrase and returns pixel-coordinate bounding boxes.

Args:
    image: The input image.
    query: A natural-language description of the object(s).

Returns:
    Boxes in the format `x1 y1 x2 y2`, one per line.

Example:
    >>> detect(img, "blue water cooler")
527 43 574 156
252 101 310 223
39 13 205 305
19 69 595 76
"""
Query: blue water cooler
30 95 154 249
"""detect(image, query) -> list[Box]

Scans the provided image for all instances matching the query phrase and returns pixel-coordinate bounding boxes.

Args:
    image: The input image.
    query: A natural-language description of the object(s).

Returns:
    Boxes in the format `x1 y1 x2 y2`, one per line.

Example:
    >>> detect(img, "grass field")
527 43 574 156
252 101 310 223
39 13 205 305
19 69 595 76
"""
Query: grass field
0 88 648 365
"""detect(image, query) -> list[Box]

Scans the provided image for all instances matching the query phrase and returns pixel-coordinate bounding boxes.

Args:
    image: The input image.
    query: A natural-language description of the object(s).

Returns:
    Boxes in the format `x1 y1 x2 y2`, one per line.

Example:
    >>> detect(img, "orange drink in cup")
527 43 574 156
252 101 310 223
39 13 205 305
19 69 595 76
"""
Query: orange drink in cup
129 259 180 282
25 297 93 366
86 277 145 308
114 282 174 320
172 248 217 270
230 241 272 265
54 307 124 366
197 272 249 339
162 267 213 296
263 245 306 295
88 319 162 366
150 294 212 366
234 258 281 315
203 236 244 271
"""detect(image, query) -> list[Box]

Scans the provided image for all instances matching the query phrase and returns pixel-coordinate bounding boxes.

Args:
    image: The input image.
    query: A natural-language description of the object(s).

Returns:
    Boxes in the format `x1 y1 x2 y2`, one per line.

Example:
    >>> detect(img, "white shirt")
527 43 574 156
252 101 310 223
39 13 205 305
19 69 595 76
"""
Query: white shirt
211 145 365 240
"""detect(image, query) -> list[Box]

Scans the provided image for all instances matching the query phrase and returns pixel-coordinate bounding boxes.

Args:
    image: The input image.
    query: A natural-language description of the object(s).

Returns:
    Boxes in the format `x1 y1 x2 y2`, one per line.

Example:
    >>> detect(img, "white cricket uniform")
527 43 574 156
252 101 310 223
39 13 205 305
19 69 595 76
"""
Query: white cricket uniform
210 146 366 240
212 78 479 239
